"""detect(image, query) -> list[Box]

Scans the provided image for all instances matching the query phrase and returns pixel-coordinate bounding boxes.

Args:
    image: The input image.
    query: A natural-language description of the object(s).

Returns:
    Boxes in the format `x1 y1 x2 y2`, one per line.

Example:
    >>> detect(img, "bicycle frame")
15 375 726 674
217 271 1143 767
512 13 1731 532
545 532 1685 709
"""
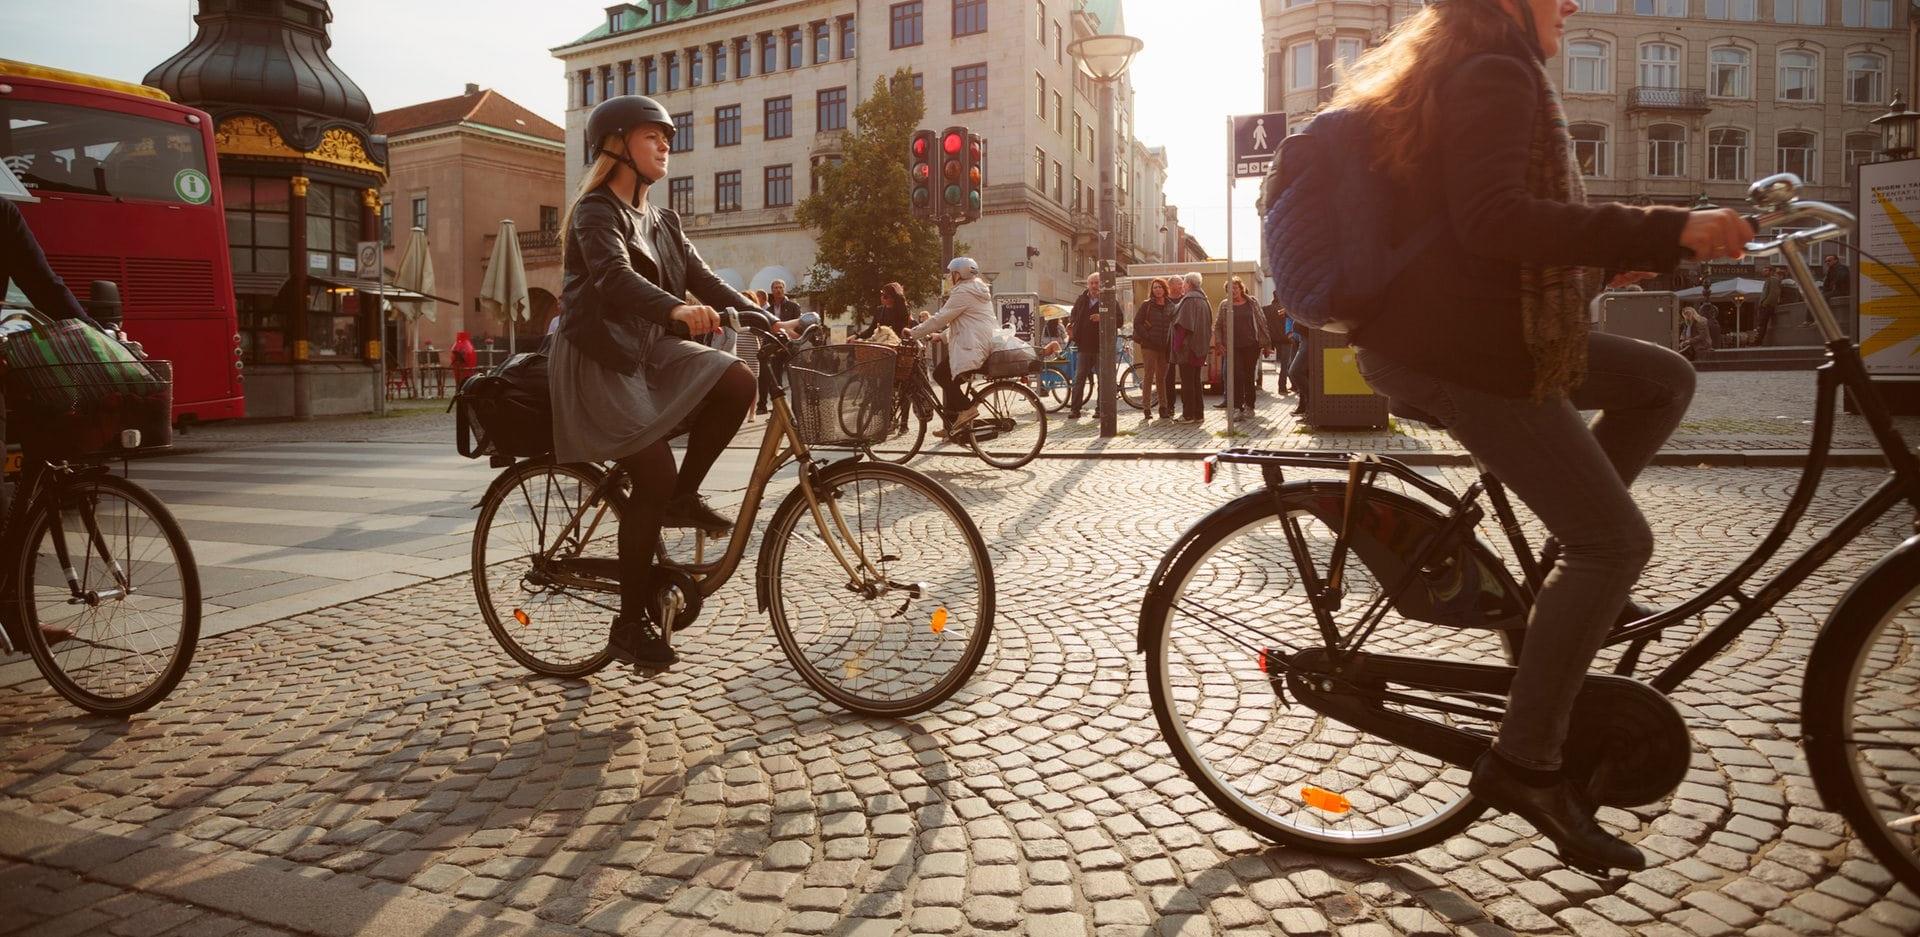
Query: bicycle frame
0 461 134 655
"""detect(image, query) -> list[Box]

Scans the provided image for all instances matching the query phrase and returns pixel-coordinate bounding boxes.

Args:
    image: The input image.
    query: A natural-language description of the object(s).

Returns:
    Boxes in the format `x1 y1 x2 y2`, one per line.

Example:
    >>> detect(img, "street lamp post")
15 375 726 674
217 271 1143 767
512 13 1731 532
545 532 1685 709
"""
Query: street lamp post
1068 33 1144 439
1872 91 1920 161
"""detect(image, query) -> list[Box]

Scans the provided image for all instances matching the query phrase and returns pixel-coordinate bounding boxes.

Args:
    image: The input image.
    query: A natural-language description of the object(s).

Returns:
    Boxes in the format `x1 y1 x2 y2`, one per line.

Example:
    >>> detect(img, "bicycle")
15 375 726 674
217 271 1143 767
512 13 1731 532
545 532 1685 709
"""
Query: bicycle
862 337 1048 470
470 310 995 718
1137 172 1920 887
0 313 199 717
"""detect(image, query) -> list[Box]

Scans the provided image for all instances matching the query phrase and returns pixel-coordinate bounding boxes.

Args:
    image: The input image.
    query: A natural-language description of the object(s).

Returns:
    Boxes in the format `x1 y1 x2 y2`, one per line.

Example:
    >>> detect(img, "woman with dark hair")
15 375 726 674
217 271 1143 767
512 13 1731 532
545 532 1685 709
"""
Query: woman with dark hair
1132 277 1173 419
1334 0 1753 871
857 282 910 340
550 94 761 672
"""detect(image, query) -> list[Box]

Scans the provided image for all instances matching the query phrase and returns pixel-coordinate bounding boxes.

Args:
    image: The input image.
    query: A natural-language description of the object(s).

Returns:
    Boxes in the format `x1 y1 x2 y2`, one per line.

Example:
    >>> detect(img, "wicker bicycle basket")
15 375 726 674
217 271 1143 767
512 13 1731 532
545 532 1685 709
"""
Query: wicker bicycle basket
3 359 174 458
787 344 897 448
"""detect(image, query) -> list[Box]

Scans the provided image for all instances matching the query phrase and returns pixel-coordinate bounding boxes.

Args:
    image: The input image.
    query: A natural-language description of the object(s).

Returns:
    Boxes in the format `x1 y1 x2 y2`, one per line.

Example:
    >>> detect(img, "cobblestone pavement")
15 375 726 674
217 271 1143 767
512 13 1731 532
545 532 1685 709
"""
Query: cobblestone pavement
2 460 1916 937
174 370 1918 458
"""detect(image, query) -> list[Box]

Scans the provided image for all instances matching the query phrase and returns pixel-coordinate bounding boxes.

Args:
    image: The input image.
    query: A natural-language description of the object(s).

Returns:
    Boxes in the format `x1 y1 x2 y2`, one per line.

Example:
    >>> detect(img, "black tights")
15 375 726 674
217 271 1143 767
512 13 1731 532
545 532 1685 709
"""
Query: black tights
614 363 755 616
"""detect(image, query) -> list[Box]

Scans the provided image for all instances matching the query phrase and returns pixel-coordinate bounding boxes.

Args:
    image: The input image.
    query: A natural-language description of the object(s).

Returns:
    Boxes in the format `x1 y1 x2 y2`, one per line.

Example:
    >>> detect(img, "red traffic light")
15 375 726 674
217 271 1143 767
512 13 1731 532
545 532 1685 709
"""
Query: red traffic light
968 141 982 161
913 163 930 181
913 136 929 158
943 132 963 155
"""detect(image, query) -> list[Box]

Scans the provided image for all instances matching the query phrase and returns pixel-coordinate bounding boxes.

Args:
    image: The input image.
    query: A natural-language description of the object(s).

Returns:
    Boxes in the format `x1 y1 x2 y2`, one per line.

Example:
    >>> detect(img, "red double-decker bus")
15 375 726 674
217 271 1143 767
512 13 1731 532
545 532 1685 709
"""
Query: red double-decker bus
1 59 243 422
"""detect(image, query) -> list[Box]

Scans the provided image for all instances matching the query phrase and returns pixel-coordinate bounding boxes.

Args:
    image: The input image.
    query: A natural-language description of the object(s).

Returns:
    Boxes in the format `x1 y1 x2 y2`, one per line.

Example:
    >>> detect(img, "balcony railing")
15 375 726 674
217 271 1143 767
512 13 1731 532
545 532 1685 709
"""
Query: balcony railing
518 228 559 252
1628 86 1710 111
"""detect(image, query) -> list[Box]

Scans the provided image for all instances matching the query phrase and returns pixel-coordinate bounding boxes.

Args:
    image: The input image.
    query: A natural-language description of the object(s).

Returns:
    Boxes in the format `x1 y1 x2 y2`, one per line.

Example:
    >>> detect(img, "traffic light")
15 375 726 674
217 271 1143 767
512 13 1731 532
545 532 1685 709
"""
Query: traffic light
963 131 985 223
909 129 938 222
940 127 968 218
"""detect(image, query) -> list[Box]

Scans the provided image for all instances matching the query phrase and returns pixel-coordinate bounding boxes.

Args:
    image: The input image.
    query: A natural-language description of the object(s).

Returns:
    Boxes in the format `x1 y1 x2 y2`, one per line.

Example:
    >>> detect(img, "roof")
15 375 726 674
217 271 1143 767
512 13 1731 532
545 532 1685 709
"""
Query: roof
374 88 563 143
559 0 765 50
0 58 170 102
1079 0 1126 34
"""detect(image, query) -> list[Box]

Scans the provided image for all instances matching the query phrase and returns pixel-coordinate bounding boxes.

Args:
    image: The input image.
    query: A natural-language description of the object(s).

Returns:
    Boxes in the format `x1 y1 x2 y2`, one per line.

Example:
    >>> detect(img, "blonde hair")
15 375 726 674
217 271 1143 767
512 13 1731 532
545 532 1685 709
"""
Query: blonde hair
1329 1 1532 188
560 134 628 256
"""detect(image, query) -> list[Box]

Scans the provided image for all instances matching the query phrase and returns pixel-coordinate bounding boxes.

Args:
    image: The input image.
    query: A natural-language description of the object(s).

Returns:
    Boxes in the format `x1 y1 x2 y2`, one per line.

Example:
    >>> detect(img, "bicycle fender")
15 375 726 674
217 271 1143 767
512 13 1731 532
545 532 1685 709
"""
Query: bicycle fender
1803 532 1920 748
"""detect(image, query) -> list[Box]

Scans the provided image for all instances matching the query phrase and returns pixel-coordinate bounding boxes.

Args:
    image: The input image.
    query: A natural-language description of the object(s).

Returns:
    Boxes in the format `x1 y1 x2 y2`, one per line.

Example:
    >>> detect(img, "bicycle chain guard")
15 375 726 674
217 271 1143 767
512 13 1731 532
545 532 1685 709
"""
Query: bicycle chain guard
657 567 703 633
1561 677 1691 808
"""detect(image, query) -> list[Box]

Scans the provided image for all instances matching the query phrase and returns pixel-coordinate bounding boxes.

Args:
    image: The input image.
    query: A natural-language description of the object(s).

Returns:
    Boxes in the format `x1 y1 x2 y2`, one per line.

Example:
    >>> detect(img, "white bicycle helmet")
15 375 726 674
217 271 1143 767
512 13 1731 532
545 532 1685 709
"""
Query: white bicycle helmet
946 257 980 279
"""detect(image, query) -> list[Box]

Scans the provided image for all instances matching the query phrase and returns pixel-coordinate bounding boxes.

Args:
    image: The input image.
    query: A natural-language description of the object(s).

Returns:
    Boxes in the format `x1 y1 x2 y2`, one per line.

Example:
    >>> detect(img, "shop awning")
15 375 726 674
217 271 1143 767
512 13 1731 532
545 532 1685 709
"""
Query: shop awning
228 272 455 306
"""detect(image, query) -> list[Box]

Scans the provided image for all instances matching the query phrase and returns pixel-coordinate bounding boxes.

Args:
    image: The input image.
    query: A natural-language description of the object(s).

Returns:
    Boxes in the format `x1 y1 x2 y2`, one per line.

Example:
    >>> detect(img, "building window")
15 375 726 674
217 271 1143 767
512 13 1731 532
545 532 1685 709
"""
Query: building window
223 175 292 278
1054 22 1063 63
620 61 635 95
1779 50 1818 101
1567 40 1610 92
664 51 679 91
812 21 831 64
303 181 363 281
761 32 778 73
1844 0 1893 25
1570 123 1609 176
713 43 727 82
1775 0 1824 23
1706 0 1758 17
1708 127 1749 180
1646 123 1686 177
1073 114 1084 153
601 66 614 102
1847 52 1887 104
671 112 693 152
379 199 392 244
765 96 793 139
716 171 741 212
1036 74 1048 119
1586 0 1617 11
580 69 594 106
891 2 924 48
1334 37 1364 78
410 195 427 231
786 26 803 68
669 177 693 214
1071 174 1082 210
736 37 752 78
954 0 987 37
1059 239 1068 272
650 0 665 20
1710 47 1750 97
1033 147 1046 187
1051 159 1062 203
953 63 988 112
1846 132 1879 182
1778 130 1819 179
817 87 848 131
810 155 842 194
1286 0 1311 6
765 164 793 207
1635 0 1685 14
1052 90 1064 133
644 57 658 94
839 16 856 58
1037 1 1046 42
1639 42 1680 88
715 105 741 146
1288 41 1315 91
539 205 559 231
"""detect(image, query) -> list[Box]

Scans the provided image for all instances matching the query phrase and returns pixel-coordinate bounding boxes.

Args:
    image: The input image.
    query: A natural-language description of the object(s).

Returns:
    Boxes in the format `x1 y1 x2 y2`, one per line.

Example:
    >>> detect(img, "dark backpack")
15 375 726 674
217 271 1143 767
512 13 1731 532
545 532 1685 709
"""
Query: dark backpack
453 351 552 459
1262 108 1442 332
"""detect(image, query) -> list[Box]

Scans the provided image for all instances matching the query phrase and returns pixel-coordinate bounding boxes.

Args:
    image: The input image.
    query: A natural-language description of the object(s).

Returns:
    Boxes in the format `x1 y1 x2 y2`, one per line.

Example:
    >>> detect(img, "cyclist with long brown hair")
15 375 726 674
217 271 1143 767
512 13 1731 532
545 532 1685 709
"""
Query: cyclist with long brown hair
1334 0 1753 872
550 94 760 672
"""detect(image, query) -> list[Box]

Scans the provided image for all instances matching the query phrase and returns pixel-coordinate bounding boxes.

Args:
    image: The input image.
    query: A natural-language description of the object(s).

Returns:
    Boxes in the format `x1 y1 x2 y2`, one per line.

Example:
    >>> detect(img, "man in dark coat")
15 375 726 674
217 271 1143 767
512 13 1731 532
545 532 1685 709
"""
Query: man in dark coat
1066 272 1105 419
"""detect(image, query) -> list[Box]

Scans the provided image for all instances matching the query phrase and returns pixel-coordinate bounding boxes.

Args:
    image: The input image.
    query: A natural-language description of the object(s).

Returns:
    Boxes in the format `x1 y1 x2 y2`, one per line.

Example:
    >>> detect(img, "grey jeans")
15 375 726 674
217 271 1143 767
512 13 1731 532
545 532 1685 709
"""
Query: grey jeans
1355 332 1696 769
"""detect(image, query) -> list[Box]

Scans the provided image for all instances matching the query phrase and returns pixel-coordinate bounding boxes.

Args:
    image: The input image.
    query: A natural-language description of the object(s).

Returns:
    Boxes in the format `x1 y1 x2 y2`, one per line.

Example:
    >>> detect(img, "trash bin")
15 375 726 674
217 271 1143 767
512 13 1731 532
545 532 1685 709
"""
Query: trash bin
1302 328 1388 429
1595 290 1678 351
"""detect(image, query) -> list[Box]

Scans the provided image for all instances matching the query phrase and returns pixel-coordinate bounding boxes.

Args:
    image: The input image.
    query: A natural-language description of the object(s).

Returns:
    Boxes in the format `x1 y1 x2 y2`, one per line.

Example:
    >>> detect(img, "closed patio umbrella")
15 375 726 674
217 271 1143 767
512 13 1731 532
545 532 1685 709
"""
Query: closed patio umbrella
393 226 435 390
479 218 530 355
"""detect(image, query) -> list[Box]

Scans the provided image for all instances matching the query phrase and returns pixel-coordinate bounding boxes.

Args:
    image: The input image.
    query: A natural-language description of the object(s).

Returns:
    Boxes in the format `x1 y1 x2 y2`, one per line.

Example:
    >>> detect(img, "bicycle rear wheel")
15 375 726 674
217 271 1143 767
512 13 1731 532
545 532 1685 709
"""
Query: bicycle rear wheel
17 474 199 716
760 460 993 717
1802 540 1920 894
862 388 928 465
964 380 1047 470
471 460 619 677
1038 366 1070 413
1142 484 1499 857
1121 364 1145 410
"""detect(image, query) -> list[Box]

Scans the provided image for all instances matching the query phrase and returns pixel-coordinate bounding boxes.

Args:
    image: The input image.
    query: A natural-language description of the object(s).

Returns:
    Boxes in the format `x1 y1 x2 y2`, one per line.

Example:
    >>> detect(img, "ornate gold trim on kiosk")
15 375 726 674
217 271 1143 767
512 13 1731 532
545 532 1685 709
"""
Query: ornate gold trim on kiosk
213 116 386 178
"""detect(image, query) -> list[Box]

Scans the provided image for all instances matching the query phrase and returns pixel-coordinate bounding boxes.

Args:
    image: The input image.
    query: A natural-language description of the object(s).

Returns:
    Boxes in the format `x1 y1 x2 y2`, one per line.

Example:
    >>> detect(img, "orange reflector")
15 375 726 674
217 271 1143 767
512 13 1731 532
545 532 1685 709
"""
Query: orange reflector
1257 648 1268 672
931 607 949 634
1301 786 1352 814
845 652 866 679
513 609 530 627
1202 456 1217 485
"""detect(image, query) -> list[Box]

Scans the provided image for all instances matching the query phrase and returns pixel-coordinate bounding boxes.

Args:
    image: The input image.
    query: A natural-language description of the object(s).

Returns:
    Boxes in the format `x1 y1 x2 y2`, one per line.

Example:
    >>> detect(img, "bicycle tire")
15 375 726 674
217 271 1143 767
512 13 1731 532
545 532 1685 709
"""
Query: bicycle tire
1120 364 1145 410
863 387 928 464
17 474 199 717
759 460 993 717
1141 484 1494 857
1801 536 1920 895
1039 367 1070 413
965 380 1047 470
472 459 618 678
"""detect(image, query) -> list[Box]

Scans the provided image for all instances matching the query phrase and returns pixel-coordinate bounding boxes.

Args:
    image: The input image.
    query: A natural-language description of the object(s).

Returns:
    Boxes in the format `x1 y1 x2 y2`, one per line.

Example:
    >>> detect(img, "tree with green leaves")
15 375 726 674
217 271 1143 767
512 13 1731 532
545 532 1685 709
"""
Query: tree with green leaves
798 68 945 327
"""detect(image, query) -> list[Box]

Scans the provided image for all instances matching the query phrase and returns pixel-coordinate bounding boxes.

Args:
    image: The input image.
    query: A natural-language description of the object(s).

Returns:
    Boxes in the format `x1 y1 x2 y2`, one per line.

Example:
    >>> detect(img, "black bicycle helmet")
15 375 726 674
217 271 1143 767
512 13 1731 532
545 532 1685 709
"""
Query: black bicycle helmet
584 95 676 197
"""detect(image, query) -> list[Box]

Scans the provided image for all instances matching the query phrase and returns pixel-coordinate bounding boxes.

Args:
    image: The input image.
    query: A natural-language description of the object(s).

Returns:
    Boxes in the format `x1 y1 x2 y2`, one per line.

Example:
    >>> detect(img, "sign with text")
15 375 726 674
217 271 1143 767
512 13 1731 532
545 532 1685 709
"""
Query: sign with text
1230 112 1286 179
1855 160 1920 375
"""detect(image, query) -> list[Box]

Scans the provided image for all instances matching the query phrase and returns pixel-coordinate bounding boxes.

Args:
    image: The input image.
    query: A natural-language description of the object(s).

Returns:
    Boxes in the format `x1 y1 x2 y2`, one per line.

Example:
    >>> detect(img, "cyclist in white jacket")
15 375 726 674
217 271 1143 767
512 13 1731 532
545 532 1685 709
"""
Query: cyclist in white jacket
909 257 995 434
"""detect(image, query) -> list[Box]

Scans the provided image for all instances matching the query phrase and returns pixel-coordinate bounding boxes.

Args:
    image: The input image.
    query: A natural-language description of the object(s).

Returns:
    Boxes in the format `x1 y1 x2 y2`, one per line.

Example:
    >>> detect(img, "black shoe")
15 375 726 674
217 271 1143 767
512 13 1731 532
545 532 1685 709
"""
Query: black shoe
662 494 733 536
755 404 769 415
1469 752 1645 874
608 612 676 671
1069 410 1081 419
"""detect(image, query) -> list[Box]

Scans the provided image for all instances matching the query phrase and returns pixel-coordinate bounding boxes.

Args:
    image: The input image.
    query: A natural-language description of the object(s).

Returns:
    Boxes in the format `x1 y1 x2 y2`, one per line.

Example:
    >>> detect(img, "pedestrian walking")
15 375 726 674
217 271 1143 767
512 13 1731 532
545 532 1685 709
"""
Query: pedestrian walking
450 330 478 384
1331 0 1751 873
1265 298 1297 395
1133 278 1174 419
1066 272 1105 419
1755 267 1782 346
1679 304 1717 360
1212 276 1269 418
1170 272 1211 422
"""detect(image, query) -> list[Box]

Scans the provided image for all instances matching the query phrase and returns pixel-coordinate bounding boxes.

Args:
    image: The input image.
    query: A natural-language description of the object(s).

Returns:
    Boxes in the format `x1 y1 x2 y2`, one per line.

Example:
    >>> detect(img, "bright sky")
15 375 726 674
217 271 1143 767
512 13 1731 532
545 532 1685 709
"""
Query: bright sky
0 0 1265 259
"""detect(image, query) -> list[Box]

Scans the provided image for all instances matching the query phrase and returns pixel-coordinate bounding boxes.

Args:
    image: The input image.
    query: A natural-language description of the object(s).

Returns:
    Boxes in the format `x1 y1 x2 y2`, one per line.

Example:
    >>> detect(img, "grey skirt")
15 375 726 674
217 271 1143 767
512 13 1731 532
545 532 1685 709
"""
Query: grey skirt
549 329 739 464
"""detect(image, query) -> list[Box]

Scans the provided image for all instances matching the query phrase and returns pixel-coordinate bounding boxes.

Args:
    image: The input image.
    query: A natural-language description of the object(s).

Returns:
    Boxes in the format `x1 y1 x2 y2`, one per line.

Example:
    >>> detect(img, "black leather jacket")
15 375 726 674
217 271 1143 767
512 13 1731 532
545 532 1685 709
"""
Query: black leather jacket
558 187 757 376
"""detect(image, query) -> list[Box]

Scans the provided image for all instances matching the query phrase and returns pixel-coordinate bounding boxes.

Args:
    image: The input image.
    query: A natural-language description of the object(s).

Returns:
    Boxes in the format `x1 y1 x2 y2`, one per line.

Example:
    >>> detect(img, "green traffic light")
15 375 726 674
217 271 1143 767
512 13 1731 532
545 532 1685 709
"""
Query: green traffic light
944 184 962 204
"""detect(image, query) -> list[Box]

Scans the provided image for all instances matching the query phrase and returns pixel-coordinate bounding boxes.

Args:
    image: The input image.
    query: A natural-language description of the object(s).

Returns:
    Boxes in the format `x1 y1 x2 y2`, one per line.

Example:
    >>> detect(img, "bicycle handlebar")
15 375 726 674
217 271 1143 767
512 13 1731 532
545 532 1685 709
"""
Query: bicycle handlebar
1737 172 1858 258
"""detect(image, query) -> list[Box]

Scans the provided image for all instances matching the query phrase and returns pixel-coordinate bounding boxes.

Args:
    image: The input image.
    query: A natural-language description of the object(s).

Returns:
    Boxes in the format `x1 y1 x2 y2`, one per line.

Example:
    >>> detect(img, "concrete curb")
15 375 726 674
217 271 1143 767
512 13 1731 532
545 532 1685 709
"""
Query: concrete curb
855 446 1896 468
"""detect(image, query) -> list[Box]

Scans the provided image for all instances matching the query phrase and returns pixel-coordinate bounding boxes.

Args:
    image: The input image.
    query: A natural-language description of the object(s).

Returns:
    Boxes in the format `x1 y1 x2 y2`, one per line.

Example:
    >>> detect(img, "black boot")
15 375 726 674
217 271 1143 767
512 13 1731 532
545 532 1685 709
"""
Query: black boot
1470 752 1645 874
661 493 733 536
608 609 676 672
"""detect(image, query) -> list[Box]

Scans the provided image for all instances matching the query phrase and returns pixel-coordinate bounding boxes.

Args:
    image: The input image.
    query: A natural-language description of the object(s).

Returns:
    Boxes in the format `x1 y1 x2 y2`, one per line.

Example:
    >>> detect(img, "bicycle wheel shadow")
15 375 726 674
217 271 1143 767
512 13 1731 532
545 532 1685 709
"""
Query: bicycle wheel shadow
1144 848 1483 935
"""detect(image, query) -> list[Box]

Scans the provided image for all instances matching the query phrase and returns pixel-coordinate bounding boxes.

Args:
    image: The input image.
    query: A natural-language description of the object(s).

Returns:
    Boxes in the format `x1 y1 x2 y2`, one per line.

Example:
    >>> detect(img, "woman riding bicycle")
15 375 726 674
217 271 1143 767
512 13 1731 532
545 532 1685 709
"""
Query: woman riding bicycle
909 258 995 436
1337 0 1753 871
550 94 760 672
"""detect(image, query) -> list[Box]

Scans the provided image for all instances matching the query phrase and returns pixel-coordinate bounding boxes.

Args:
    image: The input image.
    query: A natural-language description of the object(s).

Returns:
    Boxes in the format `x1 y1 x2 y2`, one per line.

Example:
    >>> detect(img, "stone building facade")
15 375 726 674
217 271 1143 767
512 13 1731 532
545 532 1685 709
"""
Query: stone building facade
374 85 567 358
1262 0 1909 216
552 0 1178 310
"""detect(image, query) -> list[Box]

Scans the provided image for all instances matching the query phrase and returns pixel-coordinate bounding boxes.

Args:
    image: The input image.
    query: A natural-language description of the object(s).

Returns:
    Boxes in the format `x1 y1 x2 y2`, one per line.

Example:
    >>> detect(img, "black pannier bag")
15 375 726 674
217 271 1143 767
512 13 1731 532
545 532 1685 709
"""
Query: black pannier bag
453 351 552 459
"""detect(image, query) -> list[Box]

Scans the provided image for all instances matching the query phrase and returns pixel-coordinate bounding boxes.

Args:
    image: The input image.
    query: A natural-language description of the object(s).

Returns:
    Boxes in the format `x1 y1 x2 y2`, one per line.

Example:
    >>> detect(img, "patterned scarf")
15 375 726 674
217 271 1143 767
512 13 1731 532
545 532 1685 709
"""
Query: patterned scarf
1518 59 1600 401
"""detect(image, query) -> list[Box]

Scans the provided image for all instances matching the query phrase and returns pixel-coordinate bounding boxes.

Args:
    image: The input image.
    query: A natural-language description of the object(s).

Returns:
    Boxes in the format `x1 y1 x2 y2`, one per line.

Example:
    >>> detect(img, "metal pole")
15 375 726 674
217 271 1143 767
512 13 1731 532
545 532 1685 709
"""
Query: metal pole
1224 116 1235 436
940 223 955 271
1098 79 1118 437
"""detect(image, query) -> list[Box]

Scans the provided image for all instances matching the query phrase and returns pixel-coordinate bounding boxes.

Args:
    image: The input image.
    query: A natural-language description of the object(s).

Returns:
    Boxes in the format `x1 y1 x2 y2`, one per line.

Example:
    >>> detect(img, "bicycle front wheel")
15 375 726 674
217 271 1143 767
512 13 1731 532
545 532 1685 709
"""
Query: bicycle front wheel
761 461 993 717
863 388 928 465
18 474 199 716
964 380 1047 470
1803 539 1920 894
1039 366 1070 413
472 460 619 677
1142 484 1498 857
1120 364 1145 410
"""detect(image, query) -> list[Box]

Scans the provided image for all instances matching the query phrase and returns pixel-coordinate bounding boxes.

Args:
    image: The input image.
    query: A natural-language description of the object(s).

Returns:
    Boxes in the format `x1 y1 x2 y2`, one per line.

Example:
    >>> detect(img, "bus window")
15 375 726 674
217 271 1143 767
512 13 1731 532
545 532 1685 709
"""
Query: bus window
1 100 211 205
